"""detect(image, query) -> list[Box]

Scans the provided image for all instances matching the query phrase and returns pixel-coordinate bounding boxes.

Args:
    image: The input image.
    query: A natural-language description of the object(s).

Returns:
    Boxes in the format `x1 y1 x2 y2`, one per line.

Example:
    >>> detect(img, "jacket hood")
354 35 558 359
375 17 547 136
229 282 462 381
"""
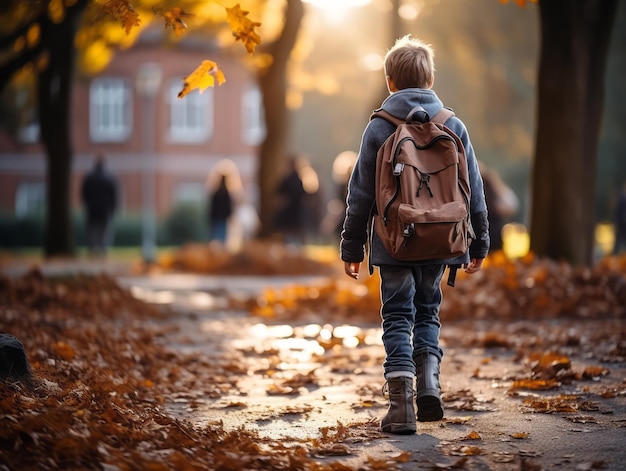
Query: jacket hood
379 88 444 122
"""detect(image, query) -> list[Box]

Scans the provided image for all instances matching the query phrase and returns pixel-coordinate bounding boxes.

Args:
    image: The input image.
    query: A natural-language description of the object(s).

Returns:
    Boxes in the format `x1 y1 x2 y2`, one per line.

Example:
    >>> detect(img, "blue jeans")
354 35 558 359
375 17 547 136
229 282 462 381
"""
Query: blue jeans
379 264 446 377
210 220 228 243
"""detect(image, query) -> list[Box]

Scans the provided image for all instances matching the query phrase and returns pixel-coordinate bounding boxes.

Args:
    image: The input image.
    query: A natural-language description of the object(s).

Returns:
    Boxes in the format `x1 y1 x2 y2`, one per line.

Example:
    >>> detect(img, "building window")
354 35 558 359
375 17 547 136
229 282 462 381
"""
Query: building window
242 86 265 145
15 182 46 217
17 121 39 143
90 78 132 142
168 82 212 143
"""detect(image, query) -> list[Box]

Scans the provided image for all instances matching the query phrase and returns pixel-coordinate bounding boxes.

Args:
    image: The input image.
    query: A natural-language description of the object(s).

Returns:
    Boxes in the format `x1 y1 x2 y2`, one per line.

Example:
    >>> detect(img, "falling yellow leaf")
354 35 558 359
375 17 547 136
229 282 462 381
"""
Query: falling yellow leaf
225 4 262 53
97 0 141 35
178 60 226 99
155 7 195 36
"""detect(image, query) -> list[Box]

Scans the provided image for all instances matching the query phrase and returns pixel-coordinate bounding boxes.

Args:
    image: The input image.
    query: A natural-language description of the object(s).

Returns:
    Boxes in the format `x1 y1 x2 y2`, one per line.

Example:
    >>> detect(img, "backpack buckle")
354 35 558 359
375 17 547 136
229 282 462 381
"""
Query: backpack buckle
403 223 415 237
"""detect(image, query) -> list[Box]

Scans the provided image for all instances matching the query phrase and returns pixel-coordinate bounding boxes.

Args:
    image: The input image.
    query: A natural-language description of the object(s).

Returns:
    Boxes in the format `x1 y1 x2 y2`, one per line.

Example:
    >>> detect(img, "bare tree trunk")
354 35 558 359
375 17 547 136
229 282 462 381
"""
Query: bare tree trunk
256 0 304 237
530 0 617 266
36 0 87 257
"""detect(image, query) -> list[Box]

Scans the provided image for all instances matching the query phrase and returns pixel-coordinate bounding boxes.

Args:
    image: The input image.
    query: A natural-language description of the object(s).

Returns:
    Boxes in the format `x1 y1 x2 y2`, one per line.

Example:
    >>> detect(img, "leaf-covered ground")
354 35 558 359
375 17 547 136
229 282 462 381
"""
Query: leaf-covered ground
1 245 625 470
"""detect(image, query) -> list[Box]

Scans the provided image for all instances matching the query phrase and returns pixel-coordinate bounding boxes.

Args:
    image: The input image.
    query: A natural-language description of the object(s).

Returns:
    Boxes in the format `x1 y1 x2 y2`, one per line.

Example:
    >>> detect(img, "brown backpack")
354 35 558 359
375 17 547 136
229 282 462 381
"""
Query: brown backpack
372 106 474 271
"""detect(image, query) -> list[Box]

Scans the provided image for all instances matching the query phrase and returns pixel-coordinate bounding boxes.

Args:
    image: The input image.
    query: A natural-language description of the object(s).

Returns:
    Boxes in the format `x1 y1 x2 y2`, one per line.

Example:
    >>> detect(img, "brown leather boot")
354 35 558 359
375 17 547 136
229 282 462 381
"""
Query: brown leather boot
380 376 417 434
414 352 444 422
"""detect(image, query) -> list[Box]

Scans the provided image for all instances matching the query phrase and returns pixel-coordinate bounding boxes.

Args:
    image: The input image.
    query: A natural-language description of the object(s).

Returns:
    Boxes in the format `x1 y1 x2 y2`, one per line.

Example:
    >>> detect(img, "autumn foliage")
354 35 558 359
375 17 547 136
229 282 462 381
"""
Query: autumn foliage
0 270 366 470
1 247 624 469
89 1 260 97
159 243 626 323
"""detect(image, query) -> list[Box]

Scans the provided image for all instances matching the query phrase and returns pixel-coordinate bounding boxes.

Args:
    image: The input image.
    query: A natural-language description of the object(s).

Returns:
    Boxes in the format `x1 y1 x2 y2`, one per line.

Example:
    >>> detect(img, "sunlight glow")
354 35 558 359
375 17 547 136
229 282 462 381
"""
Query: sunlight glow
250 323 294 339
398 3 421 21
502 223 530 259
303 0 371 23
129 286 174 304
303 0 370 9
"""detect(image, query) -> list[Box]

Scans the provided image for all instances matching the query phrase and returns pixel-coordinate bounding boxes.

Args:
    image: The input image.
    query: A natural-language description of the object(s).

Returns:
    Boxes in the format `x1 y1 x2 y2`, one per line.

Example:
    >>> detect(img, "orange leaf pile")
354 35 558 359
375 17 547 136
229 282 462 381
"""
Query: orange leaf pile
0 270 394 470
162 240 337 276
162 244 626 325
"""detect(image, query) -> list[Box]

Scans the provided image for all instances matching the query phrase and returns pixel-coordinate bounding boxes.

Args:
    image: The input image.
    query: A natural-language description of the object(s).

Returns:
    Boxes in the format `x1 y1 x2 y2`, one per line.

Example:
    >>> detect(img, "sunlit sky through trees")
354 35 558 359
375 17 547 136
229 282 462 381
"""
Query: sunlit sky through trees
291 0 623 223
292 0 539 217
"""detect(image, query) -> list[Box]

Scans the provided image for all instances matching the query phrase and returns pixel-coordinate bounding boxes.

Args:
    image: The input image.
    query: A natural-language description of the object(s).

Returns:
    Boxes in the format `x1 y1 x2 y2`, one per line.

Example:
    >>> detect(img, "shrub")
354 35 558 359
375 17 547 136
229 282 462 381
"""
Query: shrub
0 213 45 247
161 202 207 246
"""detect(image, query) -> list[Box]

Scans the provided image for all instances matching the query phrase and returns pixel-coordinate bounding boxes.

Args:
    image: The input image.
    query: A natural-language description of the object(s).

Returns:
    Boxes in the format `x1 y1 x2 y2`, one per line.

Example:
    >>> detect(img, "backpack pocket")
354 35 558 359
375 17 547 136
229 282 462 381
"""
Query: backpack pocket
392 201 469 260
398 201 467 224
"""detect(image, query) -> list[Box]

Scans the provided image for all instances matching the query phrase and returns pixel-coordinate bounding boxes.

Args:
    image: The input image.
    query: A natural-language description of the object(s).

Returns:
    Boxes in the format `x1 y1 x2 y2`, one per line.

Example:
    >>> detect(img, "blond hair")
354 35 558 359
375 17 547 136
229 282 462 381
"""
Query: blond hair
384 35 435 90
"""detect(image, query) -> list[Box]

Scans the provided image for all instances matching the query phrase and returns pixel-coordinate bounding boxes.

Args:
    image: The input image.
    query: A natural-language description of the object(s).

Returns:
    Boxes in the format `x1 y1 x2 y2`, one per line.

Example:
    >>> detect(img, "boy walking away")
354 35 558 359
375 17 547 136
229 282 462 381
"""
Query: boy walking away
340 35 490 434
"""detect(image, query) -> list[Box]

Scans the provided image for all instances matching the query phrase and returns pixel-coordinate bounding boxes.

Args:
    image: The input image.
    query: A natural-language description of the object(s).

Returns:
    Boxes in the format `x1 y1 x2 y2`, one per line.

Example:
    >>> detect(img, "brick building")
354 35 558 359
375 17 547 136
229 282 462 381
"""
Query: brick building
0 32 264 220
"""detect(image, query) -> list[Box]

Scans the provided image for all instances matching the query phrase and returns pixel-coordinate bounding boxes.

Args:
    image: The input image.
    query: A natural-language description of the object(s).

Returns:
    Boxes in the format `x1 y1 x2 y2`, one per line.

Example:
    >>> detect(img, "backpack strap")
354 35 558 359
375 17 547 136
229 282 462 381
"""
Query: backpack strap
370 109 404 126
372 107 455 126
432 107 455 125
439 106 462 288
446 264 461 287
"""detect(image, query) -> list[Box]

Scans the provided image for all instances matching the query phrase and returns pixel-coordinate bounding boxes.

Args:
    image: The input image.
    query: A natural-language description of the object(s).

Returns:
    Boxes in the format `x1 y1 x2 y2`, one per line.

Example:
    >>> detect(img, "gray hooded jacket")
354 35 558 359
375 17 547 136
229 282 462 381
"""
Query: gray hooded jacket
340 88 490 269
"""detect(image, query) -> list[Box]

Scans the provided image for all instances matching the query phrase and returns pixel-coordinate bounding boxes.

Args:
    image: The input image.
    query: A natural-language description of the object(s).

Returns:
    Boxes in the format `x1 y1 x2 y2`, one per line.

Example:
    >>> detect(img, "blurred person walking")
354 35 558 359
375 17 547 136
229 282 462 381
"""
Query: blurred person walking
207 173 234 245
273 156 307 245
81 155 118 257
479 161 519 252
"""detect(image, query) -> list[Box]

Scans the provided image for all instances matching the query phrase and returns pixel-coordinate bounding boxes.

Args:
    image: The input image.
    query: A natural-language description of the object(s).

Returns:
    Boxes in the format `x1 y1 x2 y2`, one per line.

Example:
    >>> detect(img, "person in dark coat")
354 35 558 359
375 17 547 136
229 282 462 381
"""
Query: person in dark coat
273 157 307 245
208 174 233 244
81 156 118 257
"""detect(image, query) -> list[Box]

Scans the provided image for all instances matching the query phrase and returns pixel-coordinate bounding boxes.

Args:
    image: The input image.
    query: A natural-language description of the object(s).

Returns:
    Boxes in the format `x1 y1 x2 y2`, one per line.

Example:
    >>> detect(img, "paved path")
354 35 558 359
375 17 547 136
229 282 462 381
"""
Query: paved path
4 258 624 470
121 272 626 471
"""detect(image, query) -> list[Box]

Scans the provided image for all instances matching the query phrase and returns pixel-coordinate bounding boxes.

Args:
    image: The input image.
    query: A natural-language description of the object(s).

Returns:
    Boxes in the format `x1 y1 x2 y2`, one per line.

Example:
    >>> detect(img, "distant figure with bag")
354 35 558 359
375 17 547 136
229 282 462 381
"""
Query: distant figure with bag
479 161 519 251
340 35 490 435
81 155 118 257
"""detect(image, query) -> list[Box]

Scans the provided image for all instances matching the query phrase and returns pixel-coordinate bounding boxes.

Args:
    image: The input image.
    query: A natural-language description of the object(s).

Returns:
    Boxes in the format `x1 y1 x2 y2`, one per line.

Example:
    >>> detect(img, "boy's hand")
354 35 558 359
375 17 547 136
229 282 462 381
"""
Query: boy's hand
344 262 360 279
464 258 484 274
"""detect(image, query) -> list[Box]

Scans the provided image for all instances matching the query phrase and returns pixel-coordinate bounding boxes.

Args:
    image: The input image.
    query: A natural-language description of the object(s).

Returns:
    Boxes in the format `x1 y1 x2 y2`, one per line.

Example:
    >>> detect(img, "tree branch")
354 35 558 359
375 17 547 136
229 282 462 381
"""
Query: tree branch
0 43 43 91
0 7 47 50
